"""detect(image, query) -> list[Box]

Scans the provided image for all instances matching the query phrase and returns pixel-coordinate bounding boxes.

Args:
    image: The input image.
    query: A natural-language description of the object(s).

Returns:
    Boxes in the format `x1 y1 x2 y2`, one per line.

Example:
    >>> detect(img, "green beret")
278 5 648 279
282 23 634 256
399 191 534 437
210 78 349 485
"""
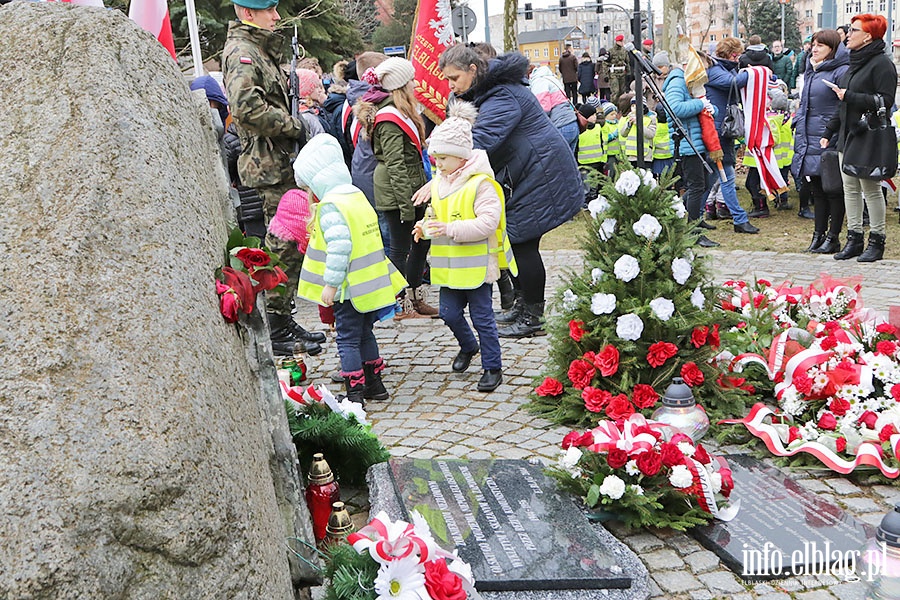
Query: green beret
233 0 278 9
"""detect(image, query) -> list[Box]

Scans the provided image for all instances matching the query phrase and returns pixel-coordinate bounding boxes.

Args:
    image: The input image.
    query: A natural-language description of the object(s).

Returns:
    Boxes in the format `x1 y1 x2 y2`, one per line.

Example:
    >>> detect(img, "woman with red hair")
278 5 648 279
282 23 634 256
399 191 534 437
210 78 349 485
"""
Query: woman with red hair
821 13 897 262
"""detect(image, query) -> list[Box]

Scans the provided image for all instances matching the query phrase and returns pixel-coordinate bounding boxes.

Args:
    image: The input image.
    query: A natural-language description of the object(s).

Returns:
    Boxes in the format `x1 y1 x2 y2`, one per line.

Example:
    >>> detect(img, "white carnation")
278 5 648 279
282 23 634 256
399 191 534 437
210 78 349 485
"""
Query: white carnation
641 169 657 189
563 289 578 311
591 267 604 285
625 460 640 476
691 286 706 310
668 464 694 489
599 474 627 499
616 313 644 341
710 472 723 494
560 446 582 470
587 196 610 218
677 441 696 456
672 258 692 285
671 198 687 218
614 254 640 282
632 214 662 240
599 218 617 241
649 297 675 321
630 484 645 496
614 170 642 196
591 293 617 315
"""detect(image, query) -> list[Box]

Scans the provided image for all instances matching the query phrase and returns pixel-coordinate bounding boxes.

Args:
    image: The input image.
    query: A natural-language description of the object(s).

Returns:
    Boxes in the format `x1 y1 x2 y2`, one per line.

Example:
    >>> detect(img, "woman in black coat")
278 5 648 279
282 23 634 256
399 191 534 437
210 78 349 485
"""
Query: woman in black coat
577 52 596 104
822 13 897 262
425 45 583 338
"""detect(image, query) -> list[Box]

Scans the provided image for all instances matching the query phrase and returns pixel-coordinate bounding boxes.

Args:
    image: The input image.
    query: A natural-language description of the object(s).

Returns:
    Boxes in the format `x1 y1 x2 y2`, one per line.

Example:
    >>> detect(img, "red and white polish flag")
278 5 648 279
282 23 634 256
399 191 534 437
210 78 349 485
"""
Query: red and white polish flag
128 0 177 60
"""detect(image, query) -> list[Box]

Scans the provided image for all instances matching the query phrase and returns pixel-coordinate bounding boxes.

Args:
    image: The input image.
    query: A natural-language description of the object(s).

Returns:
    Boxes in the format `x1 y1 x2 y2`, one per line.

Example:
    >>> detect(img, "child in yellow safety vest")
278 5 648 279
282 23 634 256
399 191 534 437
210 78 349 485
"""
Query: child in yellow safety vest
294 133 407 404
617 93 657 168
600 102 623 175
773 95 794 211
651 100 675 178
413 102 518 393
577 103 606 172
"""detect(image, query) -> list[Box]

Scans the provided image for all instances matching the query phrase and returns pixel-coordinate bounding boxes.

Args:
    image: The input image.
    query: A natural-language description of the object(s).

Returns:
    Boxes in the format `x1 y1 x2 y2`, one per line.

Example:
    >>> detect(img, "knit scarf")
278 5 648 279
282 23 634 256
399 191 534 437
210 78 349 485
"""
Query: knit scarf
741 65 786 197
361 85 390 104
849 38 886 74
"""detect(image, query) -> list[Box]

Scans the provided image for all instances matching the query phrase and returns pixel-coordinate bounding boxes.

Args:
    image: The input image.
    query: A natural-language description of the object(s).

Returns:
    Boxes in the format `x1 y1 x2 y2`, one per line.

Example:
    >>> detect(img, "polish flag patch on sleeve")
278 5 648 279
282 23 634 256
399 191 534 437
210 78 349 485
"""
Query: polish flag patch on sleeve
240 56 252 64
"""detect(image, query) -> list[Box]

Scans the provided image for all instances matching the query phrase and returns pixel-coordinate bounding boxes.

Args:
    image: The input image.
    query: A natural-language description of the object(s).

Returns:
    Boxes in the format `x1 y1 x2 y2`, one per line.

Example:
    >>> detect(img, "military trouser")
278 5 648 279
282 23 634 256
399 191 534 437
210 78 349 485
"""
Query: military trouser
257 183 304 316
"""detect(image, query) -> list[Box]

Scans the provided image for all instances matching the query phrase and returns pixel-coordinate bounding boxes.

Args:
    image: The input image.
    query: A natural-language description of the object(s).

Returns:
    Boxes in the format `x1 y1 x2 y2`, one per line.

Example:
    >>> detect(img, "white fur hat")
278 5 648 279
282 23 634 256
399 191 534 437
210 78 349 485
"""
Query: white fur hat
428 102 478 159
374 57 416 91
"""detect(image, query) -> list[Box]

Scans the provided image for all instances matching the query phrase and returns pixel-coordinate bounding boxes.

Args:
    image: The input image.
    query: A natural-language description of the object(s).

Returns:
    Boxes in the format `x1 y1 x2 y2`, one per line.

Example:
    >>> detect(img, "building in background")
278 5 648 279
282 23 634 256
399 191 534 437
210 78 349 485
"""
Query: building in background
684 0 817 50
518 26 586 65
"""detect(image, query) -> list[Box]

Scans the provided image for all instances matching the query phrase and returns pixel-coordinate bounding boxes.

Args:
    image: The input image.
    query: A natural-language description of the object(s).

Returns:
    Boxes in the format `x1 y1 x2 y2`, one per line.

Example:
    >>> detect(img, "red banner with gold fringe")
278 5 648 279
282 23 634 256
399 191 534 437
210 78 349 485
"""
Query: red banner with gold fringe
409 0 453 122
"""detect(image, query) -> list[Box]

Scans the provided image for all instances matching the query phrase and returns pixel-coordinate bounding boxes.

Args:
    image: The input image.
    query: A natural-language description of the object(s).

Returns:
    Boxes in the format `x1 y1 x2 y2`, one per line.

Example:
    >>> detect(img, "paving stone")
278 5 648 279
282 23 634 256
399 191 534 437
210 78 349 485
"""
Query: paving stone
826 580 869 600
697 570 746 594
623 532 666 553
651 570 704 594
824 478 862 496
688 589 714 600
755 593 791 600
840 497 883 513
797 478 832 494
642 548 685 570
794 590 837 600
684 550 721 574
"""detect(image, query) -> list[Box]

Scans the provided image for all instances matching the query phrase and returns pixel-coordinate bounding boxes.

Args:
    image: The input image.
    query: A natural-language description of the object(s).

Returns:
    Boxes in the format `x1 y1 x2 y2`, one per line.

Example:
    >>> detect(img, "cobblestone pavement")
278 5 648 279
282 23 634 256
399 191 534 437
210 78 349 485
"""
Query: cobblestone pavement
295 250 900 600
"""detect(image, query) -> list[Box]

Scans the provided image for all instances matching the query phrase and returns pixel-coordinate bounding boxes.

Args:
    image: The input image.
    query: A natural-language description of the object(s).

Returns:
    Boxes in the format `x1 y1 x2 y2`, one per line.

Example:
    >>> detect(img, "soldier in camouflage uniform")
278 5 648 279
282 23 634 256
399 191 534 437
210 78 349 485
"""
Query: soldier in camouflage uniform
608 35 629 106
223 0 325 356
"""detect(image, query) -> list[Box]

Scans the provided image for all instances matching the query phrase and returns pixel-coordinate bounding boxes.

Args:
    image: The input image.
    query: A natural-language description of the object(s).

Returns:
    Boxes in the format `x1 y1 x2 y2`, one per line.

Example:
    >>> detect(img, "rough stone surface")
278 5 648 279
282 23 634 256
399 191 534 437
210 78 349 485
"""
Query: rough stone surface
0 4 311 598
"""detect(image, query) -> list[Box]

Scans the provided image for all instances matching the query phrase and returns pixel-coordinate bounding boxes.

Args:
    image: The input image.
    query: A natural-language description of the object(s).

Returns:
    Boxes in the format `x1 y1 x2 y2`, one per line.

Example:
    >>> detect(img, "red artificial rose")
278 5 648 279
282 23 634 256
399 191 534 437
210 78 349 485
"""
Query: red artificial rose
249 265 288 293
568 359 596 390
636 450 662 476
836 437 847 453
879 425 898 443
563 431 594 448
660 442 685 467
709 324 721 348
681 362 705 387
820 336 838 351
690 326 709 348
892 383 900 402
569 319 586 342
631 384 659 409
424 558 467 600
221 267 255 314
646 341 678 368
876 340 897 356
858 410 879 429
693 444 712 465
876 323 898 336
582 387 612 413
216 282 241 323
829 397 851 416
720 467 734 495
536 377 564 397
788 426 801 443
594 345 620 377
605 395 634 421
607 448 629 469
235 247 271 268
817 412 838 430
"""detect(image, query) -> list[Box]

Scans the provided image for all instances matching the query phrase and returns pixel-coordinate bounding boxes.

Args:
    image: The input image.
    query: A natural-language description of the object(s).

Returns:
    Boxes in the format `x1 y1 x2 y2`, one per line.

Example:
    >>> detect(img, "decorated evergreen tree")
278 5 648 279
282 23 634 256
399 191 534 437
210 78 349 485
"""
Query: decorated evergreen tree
525 168 751 428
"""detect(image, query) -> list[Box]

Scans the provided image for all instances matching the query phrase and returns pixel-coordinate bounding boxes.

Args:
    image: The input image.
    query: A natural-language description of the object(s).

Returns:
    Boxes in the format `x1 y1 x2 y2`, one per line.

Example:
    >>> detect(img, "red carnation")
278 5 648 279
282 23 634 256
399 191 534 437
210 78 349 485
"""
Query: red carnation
607 448 629 469
820 336 838 351
829 397 851 416
646 341 678 368
818 412 838 431
681 362 705 387
569 320 586 342
582 351 597 364
424 558 467 600
709 323 721 348
793 371 813 395
879 425 898 442
690 326 709 348
235 247 271 268
568 359 596 390
693 444 712 465
562 431 581 449
594 345 620 377
576 431 595 446
876 322 898 336
753 294 768 309
757 278 771 286
605 395 634 421
891 383 900 402
536 377 564 397
636 450 663 476
582 387 612 413
660 442 685 467
876 340 897 356
824 321 841 332
631 384 659 409
858 410 879 429
788 426 801 443
836 437 847 453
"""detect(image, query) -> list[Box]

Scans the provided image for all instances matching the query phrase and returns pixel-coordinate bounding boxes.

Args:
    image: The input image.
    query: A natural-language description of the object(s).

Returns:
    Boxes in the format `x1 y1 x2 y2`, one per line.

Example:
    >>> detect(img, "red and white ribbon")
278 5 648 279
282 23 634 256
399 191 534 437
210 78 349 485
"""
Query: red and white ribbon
588 414 659 455
684 457 741 521
348 511 432 566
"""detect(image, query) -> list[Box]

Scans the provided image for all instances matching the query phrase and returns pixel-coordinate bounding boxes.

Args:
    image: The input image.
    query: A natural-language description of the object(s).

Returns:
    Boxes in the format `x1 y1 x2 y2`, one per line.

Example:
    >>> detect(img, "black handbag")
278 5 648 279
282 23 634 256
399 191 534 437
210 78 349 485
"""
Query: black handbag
820 149 843 194
718 79 744 139
841 95 898 180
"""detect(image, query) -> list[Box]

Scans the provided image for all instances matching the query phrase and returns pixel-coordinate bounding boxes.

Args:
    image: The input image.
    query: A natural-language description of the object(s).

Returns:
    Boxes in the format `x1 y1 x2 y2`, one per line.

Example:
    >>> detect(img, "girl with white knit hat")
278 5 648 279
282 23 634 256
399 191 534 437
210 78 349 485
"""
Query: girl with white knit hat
413 102 518 393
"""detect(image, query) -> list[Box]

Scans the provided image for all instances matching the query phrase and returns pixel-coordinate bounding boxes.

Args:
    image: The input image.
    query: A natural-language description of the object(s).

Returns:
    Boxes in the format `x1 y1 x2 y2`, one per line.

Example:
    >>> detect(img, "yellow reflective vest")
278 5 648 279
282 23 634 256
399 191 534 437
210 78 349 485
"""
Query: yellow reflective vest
743 113 783 167
776 115 793 168
429 174 518 290
602 120 622 163
298 190 406 312
652 121 673 159
578 126 606 165
619 112 656 159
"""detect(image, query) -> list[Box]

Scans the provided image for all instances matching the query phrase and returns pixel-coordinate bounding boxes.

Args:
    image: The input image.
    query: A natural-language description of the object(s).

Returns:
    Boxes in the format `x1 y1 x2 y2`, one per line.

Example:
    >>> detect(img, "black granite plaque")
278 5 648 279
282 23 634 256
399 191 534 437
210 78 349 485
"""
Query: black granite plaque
388 458 632 592
692 454 872 580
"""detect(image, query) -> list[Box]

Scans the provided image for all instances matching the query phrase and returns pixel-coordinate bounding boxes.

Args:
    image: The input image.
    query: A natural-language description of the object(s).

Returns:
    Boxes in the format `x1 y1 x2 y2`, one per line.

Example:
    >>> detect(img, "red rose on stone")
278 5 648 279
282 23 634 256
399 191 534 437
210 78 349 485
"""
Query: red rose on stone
693 444 711 465
690 326 709 348
424 558 467 600
594 345 620 377
536 377 564 397
817 412 837 430
569 319 586 342
879 424 898 442
646 341 678 368
235 247 271 268
605 395 634 421
219 267 255 318
680 362 705 387
709 323 720 348
568 359 596 390
582 387 612 413
876 323 898 336
858 410 878 429
631 384 659 409
660 442 685 467
876 340 897 356
607 448 629 469
249 265 288 293
636 450 662 476
216 281 241 323
829 397 851 416
788 426 801 443
892 383 900 402
836 437 847 453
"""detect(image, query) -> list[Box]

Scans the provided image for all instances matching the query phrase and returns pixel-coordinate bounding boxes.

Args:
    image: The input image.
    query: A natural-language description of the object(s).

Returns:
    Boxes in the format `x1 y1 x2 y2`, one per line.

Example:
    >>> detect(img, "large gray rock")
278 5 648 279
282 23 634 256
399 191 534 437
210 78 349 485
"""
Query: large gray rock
0 3 314 598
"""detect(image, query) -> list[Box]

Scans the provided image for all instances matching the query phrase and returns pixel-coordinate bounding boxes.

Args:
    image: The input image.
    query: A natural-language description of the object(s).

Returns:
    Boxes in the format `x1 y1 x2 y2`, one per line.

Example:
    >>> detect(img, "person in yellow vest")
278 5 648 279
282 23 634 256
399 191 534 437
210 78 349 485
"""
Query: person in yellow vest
294 134 407 404
600 102 623 175
617 93 657 168
577 103 606 173
413 102 518 393
773 92 794 210
651 99 675 178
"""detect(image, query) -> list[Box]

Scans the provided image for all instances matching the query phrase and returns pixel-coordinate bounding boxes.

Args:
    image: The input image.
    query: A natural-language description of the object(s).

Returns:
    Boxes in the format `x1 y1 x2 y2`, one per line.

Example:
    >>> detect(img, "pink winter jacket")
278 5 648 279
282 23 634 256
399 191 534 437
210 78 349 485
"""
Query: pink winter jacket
432 149 503 284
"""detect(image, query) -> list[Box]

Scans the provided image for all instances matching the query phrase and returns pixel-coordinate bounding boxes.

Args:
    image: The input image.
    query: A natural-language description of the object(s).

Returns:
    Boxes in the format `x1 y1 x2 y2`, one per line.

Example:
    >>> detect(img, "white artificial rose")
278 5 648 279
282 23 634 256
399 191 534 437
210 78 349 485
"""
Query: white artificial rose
599 218 617 241
616 313 644 341
672 257 692 285
677 441 696 456
560 446 582 470
587 196 610 219
615 170 642 196
671 197 687 218
563 289 578 311
591 267 604 285
591 292 617 315
632 214 662 240
641 169 657 189
710 472 723 494
630 484 645 496
649 297 675 321
668 464 694 489
598 474 627 499
614 254 640 282
691 286 706 310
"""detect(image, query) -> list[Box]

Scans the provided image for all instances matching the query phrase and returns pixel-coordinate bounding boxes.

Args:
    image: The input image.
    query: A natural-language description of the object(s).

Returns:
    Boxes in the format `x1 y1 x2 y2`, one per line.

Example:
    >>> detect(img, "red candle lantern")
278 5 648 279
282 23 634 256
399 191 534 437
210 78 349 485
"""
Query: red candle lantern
305 453 340 543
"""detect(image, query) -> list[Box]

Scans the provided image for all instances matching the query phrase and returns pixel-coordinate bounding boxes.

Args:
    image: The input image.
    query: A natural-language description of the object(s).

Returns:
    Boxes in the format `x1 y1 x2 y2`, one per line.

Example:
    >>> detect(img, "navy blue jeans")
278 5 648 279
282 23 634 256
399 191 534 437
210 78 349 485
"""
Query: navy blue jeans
333 300 380 374
439 283 502 371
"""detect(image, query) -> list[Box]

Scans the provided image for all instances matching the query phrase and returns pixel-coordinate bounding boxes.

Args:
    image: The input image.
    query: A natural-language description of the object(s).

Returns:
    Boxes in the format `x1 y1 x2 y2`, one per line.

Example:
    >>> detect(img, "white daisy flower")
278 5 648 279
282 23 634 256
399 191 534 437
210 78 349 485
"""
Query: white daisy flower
374 557 425 600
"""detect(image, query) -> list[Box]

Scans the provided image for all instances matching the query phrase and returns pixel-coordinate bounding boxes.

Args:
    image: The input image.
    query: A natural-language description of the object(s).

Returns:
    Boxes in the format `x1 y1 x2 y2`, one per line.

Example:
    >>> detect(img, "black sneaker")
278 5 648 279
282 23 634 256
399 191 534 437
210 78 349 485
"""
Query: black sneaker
477 369 503 392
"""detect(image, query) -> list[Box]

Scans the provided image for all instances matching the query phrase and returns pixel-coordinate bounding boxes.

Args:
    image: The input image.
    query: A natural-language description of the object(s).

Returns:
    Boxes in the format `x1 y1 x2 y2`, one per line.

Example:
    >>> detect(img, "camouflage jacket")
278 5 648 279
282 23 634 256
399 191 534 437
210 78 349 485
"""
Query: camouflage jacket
223 21 307 189
609 44 629 75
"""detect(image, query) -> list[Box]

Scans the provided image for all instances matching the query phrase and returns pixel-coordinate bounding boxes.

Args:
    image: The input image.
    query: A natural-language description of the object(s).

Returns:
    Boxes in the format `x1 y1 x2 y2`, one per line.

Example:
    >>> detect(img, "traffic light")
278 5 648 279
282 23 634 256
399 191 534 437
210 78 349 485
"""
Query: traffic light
640 13 648 31
525 2 532 19
596 1 603 13
560 0 567 17
603 25 610 34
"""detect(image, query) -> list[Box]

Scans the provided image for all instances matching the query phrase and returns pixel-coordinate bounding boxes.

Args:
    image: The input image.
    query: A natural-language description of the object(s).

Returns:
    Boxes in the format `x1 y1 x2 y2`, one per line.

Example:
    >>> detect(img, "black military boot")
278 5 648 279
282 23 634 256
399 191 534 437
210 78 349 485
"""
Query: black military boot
343 372 367 405
834 230 864 260
811 233 840 254
289 301 327 343
498 302 546 338
806 231 826 253
494 292 523 324
268 313 322 356
748 196 770 218
363 358 389 402
857 232 886 263
496 269 515 310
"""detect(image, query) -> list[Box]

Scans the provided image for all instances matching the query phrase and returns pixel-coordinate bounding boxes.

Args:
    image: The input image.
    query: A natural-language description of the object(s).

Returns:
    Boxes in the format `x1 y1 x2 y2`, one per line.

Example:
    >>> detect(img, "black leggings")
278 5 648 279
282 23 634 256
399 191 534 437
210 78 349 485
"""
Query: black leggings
383 207 429 288
809 176 845 237
510 236 546 305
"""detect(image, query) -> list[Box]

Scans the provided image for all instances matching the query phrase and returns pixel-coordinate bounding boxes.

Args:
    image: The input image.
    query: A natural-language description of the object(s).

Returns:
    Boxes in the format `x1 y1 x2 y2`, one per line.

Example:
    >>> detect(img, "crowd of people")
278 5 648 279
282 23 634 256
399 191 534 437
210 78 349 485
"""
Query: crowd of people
209 0 897 401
